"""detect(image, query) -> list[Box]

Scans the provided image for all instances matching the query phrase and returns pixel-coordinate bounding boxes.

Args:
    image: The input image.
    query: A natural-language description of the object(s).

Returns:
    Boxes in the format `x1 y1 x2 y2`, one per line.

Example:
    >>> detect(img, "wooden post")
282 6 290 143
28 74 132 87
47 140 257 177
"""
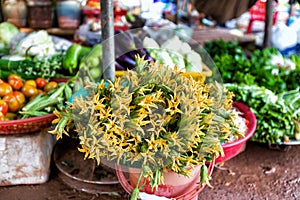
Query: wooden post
101 0 115 82
263 0 273 48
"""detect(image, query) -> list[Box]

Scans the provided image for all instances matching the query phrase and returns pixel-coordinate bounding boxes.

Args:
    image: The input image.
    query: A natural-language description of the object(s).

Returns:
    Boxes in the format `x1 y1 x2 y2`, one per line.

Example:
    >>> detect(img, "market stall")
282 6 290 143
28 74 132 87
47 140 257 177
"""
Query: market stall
0 1 300 200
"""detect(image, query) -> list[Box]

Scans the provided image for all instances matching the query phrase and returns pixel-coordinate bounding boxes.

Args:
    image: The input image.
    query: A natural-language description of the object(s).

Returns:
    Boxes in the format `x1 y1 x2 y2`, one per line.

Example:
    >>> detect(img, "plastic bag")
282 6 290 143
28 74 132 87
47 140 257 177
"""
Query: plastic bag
272 23 297 51
289 18 300 44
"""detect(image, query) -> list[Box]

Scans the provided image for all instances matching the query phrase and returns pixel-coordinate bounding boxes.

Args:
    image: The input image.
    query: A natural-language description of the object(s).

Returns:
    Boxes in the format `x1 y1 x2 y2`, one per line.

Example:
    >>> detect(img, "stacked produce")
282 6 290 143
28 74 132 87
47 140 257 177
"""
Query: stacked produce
205 40 300 144
0 55 64 80
0 73 74 120
0 22 207 125
0 26 67 80
0 23 77 121
0 23 159 122
67 31 156 89
143 35 203 72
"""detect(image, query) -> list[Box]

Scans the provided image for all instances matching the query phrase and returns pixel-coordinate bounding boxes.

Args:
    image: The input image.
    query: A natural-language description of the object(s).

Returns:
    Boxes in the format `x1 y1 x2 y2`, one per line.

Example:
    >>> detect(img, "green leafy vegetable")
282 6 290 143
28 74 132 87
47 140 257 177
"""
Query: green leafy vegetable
143 36 203 72
205 40 300 143
225 83 295 144
0 22 19 54
205 40 290 93
13 30 56 58
20 79 74 119
0 54 63 80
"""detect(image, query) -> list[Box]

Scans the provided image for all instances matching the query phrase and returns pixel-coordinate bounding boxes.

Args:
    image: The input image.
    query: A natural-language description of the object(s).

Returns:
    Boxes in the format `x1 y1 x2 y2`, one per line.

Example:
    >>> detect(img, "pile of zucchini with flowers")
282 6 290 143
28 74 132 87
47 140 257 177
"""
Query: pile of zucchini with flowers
50 55 245 199
204 40 300 144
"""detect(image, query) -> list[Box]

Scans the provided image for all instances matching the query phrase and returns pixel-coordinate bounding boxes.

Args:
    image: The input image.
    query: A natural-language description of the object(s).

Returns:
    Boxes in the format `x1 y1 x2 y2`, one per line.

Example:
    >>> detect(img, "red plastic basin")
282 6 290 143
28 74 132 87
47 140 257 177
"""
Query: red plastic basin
216 102 257 163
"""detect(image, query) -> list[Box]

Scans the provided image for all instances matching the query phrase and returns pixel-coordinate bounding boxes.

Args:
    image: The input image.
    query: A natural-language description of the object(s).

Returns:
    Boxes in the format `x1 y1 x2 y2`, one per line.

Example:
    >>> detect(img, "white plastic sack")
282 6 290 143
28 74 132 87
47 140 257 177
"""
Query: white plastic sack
272 23 297 51
289 18 300 44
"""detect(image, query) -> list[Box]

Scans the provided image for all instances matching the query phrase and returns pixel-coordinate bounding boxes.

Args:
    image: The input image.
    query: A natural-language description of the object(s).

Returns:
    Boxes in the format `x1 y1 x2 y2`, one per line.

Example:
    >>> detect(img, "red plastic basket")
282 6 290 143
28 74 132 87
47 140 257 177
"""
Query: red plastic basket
49 77 70 83
0 114 57 134
215 102 257 163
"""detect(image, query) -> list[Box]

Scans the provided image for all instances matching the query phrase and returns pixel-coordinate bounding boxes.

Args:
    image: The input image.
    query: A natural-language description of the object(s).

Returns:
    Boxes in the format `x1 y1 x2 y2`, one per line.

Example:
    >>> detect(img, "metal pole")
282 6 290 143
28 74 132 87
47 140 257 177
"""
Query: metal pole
263 0 273 48
176 0 181 24
101 0 115 82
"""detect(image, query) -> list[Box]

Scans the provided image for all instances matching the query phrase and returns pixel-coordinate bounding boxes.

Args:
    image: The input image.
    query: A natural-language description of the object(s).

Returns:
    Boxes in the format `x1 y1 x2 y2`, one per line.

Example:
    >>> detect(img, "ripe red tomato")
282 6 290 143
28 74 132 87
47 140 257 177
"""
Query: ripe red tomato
13 91 26 107
8 78 24 90
24 80 37 88
21 85 38 98
8 74 22 81
3 95 20 113
43 81 58 93
0 99 8 115
35 77 47 89
0 83 13 97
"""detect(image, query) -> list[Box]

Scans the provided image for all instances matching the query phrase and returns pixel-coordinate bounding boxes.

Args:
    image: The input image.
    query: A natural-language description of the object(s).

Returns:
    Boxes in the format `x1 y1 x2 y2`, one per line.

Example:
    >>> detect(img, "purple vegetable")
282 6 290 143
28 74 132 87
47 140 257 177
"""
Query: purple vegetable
144 54 155 62
128 50 140 60
114 31 136 54
115 61 126 71
116 54 136 69
136 48 147 56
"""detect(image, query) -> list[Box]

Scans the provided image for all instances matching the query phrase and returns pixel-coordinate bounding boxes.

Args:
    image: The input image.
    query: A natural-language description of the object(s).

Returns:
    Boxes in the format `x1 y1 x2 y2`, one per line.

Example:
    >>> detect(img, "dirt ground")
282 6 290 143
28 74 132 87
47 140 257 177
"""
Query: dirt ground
0 140 299 200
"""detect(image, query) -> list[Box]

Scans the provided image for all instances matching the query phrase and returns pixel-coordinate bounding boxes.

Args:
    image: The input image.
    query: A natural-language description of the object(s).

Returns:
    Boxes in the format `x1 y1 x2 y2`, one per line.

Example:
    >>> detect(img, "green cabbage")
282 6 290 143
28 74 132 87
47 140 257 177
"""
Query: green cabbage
143 36 203 72
13 30 56 58
0 22 19 53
